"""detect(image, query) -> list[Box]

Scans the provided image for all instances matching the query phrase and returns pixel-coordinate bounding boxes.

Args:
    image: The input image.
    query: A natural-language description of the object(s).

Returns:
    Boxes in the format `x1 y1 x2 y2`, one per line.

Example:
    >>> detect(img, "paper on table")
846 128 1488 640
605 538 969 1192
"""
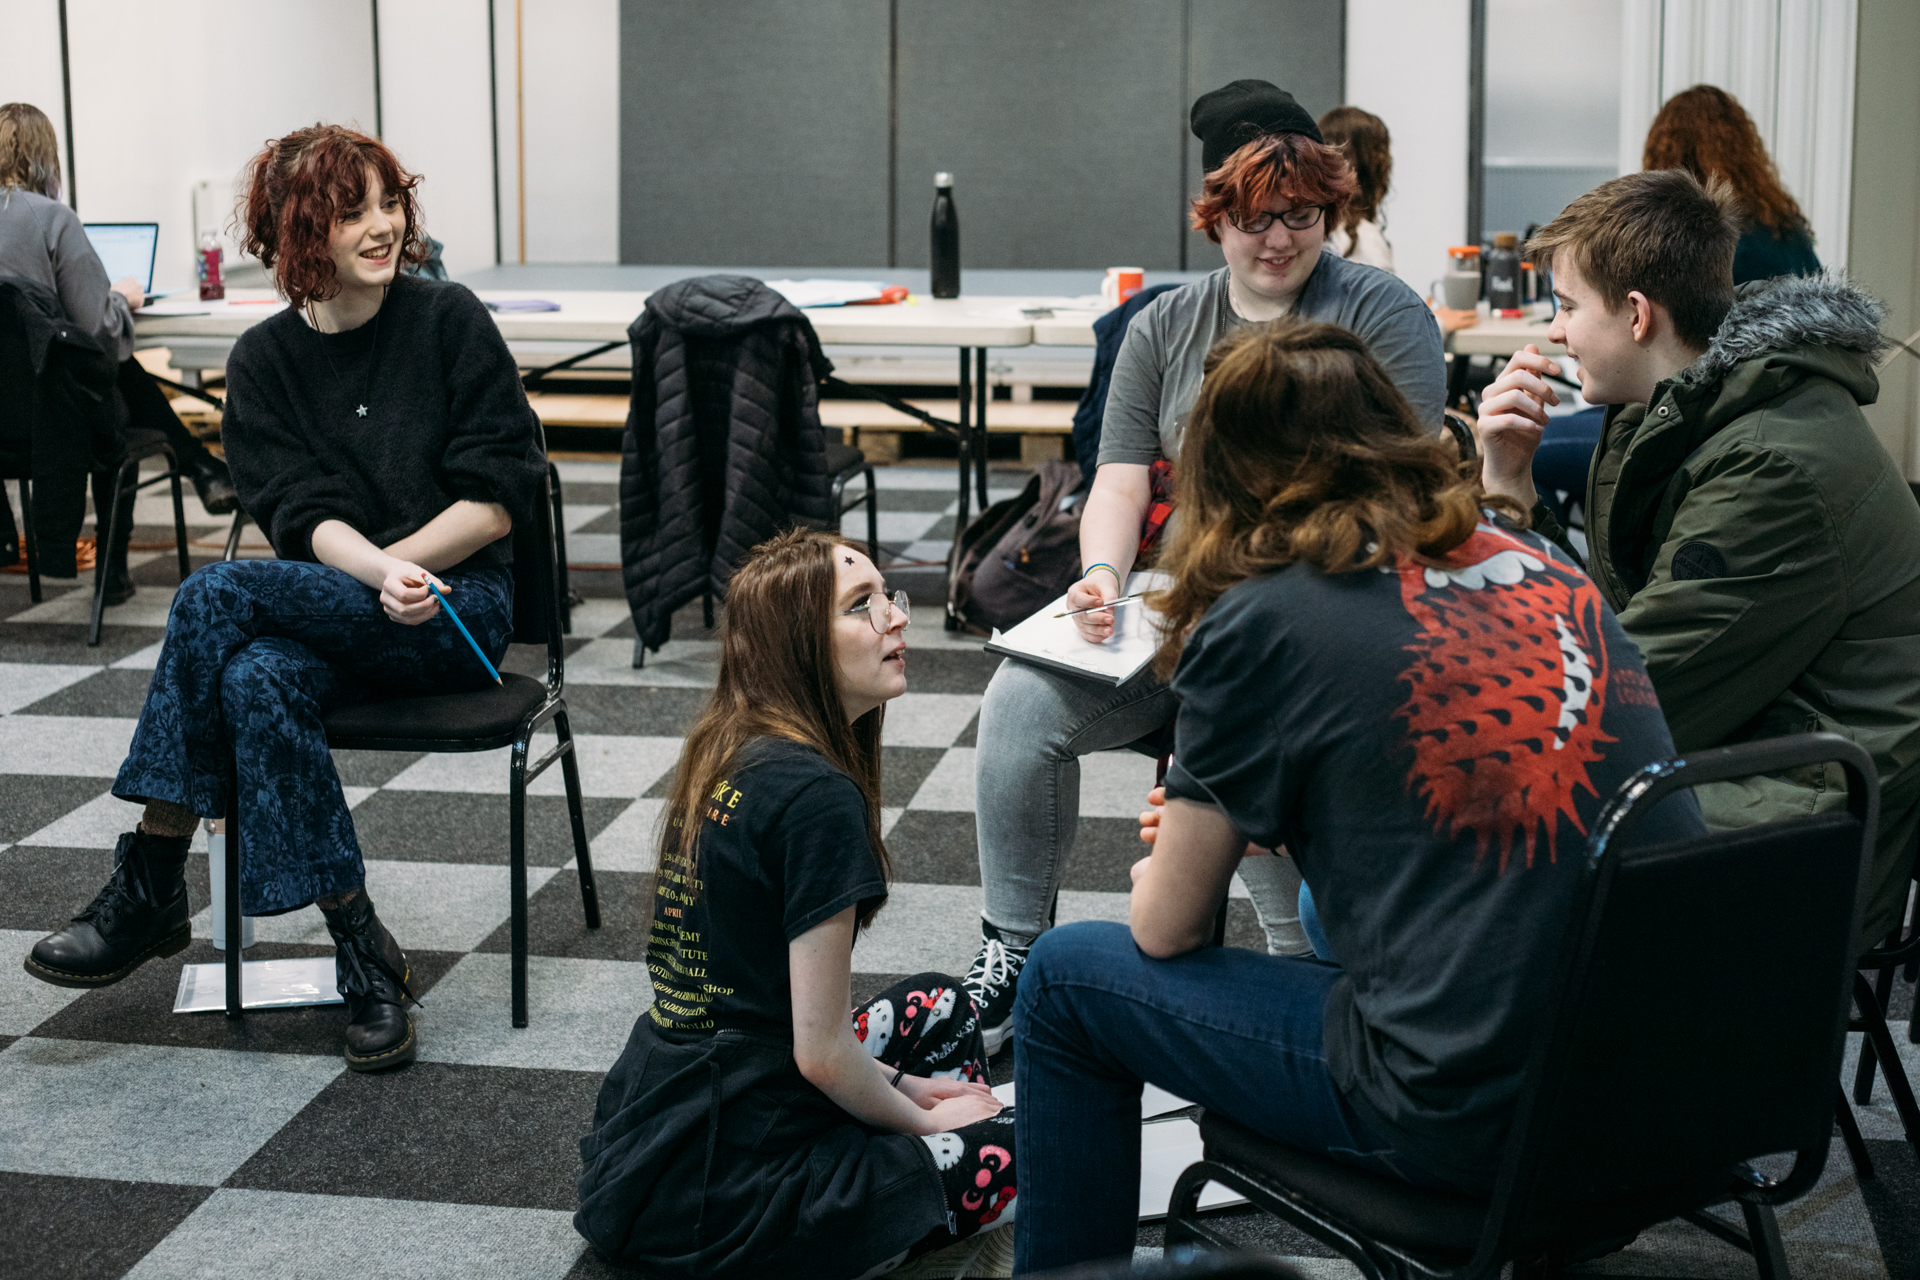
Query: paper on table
990 1080 1245 1218
138 296 288 317
984 571 1168 687
173 957 343 1013
764 279 887 308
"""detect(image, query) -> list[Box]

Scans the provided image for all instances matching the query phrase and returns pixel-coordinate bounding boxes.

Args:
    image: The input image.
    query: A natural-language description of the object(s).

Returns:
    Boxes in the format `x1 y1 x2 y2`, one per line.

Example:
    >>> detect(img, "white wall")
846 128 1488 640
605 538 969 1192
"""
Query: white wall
493 0 620 264
0 0 70 197
1345 0 1473 296
378 0 500 277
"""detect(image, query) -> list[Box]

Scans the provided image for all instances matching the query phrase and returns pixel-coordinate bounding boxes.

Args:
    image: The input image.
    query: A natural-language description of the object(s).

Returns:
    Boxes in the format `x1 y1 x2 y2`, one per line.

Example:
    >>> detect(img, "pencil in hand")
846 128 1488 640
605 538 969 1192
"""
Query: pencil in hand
1054 593 1144 619
425 580 503 685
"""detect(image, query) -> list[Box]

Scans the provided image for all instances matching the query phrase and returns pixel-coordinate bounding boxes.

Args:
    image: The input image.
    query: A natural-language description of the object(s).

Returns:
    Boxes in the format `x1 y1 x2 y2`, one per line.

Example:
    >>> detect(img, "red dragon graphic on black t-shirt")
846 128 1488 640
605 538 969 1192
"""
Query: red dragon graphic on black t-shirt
1395 524 1615 873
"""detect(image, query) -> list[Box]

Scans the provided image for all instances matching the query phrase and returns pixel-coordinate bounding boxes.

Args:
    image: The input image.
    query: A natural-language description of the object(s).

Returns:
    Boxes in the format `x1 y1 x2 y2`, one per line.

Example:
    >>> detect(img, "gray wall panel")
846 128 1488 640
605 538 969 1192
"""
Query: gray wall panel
619 0 891 265
894 0 1185 270
1184 0 1345 270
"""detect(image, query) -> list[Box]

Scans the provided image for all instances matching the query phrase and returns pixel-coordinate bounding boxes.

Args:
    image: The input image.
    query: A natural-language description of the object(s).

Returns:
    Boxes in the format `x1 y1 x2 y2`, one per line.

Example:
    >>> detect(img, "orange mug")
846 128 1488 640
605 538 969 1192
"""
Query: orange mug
1101 267 1145 307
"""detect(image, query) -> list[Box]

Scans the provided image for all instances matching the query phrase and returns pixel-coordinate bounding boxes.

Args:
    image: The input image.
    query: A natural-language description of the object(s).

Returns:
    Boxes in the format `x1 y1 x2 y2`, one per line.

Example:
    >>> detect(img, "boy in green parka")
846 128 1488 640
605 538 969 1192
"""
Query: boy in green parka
1477 168 1920 947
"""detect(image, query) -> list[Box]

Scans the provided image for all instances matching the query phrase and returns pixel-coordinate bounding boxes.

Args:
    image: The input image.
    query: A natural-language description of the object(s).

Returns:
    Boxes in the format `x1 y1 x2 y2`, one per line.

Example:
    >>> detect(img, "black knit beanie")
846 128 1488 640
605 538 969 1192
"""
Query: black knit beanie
1190 80 1324 175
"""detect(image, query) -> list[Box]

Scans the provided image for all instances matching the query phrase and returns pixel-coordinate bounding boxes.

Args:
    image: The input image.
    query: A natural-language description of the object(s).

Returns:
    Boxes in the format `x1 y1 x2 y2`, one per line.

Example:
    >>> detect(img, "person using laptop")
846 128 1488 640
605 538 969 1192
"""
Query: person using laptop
0 102 238 601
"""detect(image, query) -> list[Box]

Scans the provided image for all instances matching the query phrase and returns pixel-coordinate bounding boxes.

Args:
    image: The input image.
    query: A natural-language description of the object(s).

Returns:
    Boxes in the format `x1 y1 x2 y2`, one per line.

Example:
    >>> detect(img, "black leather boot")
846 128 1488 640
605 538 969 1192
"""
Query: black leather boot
189 455 239 515
320 890 418 1072
25 829 191 987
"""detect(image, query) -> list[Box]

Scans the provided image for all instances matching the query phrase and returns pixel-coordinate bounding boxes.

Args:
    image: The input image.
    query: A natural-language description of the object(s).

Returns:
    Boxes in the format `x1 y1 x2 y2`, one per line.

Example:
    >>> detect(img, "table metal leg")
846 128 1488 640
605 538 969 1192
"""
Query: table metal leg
955 348 974 533
974 347 989 507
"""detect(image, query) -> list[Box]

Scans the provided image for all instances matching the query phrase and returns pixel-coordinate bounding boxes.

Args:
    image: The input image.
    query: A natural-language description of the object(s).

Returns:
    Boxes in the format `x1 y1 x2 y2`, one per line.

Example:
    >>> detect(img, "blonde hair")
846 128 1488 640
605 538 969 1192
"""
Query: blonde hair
0 103 61 197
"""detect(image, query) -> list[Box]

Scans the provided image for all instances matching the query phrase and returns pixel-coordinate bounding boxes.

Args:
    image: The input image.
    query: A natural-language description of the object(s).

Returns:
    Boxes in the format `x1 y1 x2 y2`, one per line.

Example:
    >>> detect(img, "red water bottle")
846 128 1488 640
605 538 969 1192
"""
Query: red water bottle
198 232 225 301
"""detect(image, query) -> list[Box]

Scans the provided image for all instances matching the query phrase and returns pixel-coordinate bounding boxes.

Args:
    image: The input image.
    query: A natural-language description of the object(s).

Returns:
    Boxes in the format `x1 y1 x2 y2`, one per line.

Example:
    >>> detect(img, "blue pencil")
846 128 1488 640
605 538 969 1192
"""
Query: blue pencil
427 581 503 684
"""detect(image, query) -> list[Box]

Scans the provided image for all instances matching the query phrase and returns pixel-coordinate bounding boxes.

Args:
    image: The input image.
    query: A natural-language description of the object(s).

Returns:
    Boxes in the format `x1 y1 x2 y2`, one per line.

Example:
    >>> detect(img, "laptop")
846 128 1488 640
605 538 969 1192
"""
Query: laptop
82 222 173 303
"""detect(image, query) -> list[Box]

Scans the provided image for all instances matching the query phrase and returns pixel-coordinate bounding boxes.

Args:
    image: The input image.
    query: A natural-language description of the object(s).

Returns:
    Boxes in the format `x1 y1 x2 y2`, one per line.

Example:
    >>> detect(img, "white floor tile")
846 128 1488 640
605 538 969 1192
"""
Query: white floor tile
905 747 975 811
552 460 620 484
855 883 982 975
110 640 167 670
881 807 903 838
585 797 664 872
188 859 558 953
380 732 680 799
872 510 945 544
10 584 178 627
0 662 102 715
124 1189 585 1280
20 790 208 851
561 502 610 533
562 597 632 638
1078 750 1161 818
0 1037 340 1185
563 532 620 566
0 715 138 776
415 953 653 1072
566 637 720 687
0 930 91 1034
881 693 982 748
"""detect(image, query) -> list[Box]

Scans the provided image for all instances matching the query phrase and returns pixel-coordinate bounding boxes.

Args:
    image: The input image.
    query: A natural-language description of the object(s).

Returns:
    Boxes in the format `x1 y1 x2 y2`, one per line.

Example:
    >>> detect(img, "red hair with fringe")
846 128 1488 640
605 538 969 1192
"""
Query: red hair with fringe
1190 133 1359 245
236 123 429 310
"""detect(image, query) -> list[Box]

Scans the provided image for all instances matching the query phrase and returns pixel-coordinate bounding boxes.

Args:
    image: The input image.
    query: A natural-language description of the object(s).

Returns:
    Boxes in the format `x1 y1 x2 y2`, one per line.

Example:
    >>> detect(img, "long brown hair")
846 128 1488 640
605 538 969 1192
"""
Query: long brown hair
1643 85 1808 237
0 103 61 197
1151 321 1509 679
1318 106 1392 248
654 529 890 926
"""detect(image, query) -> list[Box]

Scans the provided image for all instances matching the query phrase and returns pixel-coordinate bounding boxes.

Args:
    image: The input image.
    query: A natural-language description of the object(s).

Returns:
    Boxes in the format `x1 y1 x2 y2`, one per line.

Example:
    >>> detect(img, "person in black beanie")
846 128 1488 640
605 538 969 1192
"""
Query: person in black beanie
22 124 545 1074
965 79 1446 1051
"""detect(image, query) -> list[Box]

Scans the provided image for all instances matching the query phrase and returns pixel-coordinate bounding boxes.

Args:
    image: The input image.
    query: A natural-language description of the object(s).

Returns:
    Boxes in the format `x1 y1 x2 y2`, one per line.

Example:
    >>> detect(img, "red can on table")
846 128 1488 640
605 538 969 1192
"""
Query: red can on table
197 234 225 301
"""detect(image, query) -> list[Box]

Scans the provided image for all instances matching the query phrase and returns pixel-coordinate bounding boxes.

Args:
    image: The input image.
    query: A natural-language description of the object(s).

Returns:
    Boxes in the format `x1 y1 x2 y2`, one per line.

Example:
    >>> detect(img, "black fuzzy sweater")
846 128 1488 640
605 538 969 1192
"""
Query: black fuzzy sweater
222 274 545 573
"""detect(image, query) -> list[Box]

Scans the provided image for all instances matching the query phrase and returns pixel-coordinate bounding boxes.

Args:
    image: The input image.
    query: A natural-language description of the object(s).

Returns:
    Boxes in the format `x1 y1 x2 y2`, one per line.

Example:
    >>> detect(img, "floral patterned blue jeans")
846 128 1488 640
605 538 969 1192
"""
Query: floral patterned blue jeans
112 557 513 915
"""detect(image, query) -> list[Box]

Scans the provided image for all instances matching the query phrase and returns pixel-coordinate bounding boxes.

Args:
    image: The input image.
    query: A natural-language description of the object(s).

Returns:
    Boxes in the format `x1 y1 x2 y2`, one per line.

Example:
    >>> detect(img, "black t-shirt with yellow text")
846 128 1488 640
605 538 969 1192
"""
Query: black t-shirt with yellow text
648 738 887 1040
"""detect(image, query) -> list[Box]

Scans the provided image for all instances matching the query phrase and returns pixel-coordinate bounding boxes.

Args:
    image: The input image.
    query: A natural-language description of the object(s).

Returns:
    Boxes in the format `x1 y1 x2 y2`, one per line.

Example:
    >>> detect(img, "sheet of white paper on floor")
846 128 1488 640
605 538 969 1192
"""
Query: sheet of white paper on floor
173 957 344 1013
990 1081 1246 1219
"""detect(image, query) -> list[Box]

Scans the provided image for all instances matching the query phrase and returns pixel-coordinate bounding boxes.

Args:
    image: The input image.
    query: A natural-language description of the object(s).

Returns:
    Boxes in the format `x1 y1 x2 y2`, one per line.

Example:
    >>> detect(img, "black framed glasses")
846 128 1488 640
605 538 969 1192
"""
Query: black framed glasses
843 589 910 634
1228 204 1328 235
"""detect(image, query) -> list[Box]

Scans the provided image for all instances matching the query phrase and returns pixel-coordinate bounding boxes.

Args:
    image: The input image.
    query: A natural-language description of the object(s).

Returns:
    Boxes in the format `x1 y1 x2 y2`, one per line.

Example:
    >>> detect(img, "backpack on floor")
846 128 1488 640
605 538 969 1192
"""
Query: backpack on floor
946 459 1087 636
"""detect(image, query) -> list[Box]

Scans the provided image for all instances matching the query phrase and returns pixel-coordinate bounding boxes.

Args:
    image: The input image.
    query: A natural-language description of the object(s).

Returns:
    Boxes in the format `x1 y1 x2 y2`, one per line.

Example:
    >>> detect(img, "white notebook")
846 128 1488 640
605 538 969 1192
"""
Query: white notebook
983 571 1169 687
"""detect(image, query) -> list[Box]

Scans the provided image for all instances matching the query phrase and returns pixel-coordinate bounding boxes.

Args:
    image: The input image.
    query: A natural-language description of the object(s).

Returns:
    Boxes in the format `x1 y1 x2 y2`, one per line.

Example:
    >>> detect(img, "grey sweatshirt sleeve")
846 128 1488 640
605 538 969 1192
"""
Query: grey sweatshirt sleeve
47 203 134 362
1362 298 1446 428
1097 308 1169 467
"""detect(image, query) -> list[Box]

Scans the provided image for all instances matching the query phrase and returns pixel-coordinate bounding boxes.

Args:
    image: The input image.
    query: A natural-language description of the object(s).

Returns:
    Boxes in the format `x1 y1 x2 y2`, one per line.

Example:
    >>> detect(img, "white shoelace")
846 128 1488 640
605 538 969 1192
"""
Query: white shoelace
966 937 1020 995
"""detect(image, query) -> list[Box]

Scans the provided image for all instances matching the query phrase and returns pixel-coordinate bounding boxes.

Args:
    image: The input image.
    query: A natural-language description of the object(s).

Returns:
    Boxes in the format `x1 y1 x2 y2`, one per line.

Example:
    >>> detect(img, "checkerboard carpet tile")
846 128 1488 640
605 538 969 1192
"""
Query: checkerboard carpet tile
1 461 1915 1279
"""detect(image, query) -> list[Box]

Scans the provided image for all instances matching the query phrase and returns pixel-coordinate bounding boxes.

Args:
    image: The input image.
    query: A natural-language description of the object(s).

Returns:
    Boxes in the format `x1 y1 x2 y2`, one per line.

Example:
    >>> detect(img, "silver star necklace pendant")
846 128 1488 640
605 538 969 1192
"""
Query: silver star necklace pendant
355 405 369 417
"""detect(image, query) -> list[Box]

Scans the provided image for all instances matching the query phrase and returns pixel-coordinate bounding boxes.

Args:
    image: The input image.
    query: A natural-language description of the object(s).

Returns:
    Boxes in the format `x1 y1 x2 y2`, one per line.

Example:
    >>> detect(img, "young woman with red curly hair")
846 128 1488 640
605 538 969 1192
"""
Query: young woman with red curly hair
23 124 546 1074
963 82 1446 1051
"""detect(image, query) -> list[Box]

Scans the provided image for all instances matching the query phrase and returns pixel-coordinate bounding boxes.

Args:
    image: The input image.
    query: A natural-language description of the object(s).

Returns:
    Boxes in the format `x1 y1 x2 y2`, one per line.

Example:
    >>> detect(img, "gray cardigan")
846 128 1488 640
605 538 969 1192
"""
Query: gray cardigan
0 186 134 362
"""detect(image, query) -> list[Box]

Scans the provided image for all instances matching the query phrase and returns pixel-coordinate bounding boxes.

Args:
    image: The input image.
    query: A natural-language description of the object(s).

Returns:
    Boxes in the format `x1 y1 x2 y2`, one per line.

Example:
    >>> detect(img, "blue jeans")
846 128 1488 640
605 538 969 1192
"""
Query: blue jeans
1299 881 1333 961
113 558 512 915
1010 921 1449 1273
1531 406 1605 526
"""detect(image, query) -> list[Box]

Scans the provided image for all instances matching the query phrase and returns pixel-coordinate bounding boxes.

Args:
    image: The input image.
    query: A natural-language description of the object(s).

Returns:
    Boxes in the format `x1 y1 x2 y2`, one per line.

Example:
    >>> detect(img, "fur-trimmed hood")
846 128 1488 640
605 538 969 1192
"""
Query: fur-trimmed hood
1681 270 1891 386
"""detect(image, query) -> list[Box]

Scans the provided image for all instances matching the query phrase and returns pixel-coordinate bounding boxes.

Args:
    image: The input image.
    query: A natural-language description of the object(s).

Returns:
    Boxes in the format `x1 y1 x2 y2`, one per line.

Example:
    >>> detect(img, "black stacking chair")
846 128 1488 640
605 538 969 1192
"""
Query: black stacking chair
221 466 600 1028
827 440 879 563
88 432 193 645
1166 733 1877 1280
1838 850 1920 1177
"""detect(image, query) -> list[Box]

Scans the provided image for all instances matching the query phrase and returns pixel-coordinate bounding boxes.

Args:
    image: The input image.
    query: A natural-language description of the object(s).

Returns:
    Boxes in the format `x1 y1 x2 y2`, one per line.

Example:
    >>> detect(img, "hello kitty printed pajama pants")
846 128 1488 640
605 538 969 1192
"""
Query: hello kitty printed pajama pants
853 972 1018 1255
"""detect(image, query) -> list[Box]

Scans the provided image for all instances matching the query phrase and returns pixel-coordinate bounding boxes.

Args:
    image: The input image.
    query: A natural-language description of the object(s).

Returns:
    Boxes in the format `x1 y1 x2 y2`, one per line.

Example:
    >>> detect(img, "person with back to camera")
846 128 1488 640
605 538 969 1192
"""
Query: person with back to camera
1009 319 1704 1272
0 101 238 599
1474 168 1920 951
1317 105 1395 272
20 123 547 1073
575 531 1017 1280
963 79 1447 1047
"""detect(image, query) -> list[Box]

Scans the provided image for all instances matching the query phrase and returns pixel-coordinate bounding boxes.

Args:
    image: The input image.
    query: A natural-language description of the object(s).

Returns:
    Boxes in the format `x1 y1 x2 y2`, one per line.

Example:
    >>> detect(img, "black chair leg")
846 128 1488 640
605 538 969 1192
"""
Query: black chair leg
223 510 247 561
702 587 715 630
168 458 190 580
88 457 137 647
1856 971 1920 1160
1835 1085 1875 1180
863 464 878 563
17 476 41 603
555 706 600 930
225 773 243 1019
1854 953 1898 1104
1739 1200 1791 1280
548 462 572 634
510 734 531 1029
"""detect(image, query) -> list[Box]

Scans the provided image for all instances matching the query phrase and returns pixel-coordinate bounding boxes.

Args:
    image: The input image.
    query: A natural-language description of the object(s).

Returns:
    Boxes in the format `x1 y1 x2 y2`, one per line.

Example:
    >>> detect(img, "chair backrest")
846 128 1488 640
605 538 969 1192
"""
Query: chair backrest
1482 733 1876 1260
510 460 566 693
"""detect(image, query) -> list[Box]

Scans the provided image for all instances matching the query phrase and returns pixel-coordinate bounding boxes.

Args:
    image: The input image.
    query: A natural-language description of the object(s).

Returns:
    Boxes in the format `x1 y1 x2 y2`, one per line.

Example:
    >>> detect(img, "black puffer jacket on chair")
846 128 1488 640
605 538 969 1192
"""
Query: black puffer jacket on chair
619 276 834 658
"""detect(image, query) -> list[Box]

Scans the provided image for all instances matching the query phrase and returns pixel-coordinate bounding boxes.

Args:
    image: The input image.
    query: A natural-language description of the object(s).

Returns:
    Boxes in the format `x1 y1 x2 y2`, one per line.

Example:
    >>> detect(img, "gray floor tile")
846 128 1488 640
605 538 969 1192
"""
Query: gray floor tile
0 843 126 931
13 667 157 719
122 1189 585 1280
0 713 137 776
0 776 113 844
0 928 91 1034
412 954 652 1072
348 790 629 867
885 810 983 884
879 746 949 809
0 621 167 664
0 1172 214 1280
329 747 427 788
0 660 103 714
225 1061 602 1211
540 685 711 737
474 870 647 962
0 1037 341 1185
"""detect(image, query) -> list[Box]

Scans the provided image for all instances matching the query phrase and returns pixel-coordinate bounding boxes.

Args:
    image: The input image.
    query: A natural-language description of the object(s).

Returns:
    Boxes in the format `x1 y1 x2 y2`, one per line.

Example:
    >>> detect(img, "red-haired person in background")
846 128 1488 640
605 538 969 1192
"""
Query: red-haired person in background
1643 85 1820 285
23 124 546 1074
964 82 1446 1051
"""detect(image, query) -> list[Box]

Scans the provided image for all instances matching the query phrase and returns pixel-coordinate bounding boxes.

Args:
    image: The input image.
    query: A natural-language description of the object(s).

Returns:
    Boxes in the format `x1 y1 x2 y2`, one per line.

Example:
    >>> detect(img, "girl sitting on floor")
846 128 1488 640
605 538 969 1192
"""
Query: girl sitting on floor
576 531 1015 1280
22 123 546 1074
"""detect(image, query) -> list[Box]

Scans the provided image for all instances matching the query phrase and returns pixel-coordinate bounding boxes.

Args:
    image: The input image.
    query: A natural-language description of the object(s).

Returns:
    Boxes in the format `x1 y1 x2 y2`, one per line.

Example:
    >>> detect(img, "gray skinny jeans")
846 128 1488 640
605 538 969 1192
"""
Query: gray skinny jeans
973 657 1307 953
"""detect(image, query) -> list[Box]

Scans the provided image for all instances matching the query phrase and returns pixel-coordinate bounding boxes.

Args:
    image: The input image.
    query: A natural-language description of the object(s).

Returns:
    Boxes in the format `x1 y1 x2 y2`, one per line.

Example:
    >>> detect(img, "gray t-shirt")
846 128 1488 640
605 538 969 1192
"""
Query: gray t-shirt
1098 253 1445 467
0 187 134 362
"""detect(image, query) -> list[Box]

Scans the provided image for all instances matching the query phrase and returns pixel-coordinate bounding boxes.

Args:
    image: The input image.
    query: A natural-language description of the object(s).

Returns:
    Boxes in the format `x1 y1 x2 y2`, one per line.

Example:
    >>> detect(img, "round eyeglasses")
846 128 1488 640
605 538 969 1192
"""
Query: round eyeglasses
1228 204 1328 235
843 589 911 634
